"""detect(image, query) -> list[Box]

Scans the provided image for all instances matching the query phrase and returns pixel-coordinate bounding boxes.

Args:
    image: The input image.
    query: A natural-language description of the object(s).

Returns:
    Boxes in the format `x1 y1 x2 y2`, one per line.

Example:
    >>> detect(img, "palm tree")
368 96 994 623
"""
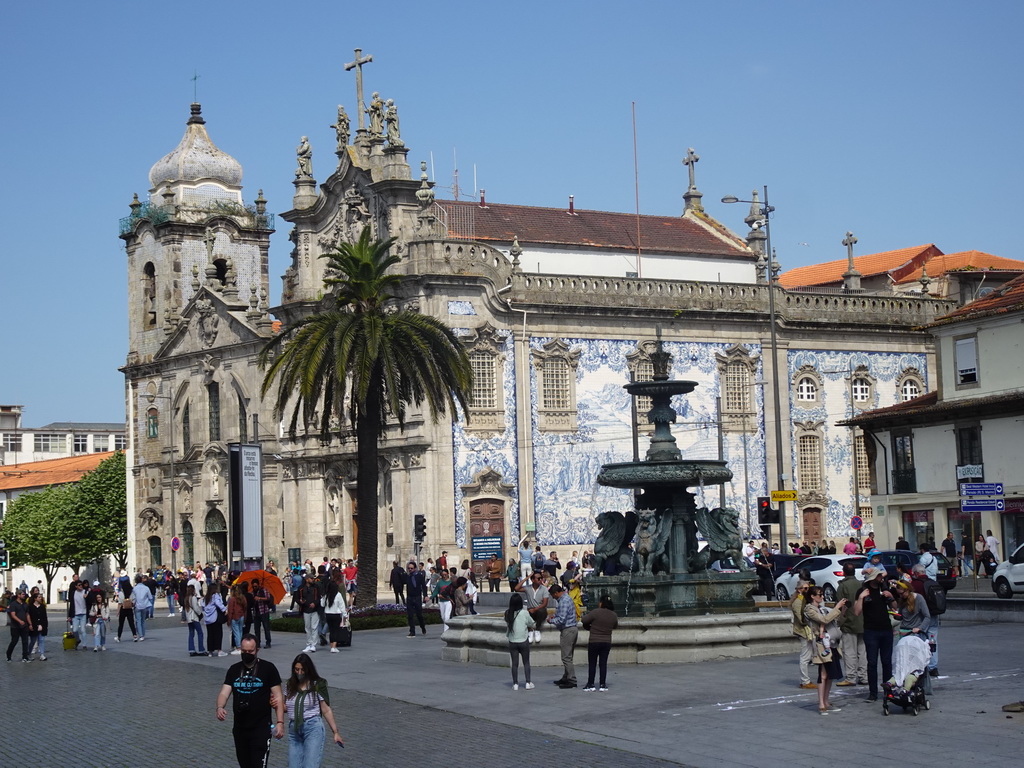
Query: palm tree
260 228 473 607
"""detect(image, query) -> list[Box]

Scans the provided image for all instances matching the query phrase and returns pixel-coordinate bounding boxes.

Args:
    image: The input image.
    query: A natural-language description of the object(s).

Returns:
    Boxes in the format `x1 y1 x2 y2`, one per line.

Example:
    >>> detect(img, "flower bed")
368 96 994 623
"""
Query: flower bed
269 603 442 633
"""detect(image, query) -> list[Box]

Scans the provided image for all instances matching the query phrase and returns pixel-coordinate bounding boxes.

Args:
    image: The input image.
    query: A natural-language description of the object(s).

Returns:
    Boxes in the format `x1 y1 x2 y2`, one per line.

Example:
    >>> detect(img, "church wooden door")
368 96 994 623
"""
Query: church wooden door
802 508 823 543
469 499 504 582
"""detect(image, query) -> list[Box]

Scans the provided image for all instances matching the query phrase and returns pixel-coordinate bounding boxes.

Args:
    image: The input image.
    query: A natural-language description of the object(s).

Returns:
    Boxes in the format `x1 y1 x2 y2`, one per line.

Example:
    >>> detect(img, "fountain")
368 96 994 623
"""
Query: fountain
587 337 756 616
441 338 795 665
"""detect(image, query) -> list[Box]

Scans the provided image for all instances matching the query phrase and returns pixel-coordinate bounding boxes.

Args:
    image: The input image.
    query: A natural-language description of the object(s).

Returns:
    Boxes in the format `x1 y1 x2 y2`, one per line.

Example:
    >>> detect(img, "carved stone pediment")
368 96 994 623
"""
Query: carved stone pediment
155 288 266 361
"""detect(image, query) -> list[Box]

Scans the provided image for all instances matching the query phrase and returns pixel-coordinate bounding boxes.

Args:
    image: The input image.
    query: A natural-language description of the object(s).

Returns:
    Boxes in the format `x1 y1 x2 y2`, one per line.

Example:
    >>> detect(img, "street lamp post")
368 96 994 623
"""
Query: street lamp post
722 186 789 550
146 392 178 572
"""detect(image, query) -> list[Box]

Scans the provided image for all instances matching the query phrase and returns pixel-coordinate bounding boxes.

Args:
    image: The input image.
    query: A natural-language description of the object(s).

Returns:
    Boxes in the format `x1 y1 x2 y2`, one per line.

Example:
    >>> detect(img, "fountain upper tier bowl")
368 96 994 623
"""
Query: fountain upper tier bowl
597 459 732 489
624 379 698 398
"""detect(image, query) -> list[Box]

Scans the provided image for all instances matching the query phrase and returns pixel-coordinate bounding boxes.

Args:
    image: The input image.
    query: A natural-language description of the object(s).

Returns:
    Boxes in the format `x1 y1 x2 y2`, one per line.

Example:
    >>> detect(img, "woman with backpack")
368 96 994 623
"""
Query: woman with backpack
281 653 344 766
184 584 207 657
504 593 536 690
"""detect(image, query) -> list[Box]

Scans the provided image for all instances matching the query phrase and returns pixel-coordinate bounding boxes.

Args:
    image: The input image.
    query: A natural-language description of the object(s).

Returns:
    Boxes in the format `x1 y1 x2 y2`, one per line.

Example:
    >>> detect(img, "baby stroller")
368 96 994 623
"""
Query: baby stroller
883 633 931 716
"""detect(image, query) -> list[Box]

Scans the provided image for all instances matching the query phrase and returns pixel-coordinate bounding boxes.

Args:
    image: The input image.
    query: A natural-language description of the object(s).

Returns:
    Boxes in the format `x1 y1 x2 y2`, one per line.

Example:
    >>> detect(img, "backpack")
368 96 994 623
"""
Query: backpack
531 553 545 571
922 578 946 616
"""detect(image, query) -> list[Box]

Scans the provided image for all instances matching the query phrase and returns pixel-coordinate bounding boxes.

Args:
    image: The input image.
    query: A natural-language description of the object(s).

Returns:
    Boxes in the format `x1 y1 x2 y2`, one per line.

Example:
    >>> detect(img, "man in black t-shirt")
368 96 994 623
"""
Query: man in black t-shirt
216 633 284 768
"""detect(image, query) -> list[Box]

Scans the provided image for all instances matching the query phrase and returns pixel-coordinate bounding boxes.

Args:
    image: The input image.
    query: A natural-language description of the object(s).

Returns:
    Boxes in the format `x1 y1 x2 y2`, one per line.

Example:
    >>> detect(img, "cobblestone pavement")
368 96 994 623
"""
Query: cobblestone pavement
0 620 685 768
3 611 1023 767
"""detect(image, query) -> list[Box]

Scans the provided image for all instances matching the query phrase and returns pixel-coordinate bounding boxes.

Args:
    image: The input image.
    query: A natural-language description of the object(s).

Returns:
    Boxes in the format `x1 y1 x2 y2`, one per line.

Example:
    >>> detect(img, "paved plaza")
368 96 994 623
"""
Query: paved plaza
2 610 1022 767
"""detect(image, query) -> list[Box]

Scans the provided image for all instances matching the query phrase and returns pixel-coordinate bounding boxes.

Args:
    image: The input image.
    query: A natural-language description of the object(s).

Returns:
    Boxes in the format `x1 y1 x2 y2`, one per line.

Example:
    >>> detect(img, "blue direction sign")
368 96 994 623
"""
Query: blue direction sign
961 498 1005 513
471 536 503 558
960 482 1004 496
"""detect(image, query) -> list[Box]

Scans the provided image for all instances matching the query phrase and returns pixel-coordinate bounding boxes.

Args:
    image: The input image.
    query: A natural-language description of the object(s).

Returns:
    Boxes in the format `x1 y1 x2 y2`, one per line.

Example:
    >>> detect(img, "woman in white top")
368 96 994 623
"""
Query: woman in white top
88 593 110 651
322 579 349 653
203 586 228 656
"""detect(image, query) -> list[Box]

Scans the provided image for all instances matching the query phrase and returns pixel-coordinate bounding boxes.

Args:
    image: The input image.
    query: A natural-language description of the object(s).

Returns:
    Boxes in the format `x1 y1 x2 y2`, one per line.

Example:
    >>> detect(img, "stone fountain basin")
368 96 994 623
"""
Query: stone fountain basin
597 459 732 489
624 379 698 397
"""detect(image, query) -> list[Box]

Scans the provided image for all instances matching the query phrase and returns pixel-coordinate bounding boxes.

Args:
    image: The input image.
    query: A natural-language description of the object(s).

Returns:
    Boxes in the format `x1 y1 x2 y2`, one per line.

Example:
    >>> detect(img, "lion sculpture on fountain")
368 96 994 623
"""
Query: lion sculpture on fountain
689 507 750 571
592 510 638 575
634 507 671 575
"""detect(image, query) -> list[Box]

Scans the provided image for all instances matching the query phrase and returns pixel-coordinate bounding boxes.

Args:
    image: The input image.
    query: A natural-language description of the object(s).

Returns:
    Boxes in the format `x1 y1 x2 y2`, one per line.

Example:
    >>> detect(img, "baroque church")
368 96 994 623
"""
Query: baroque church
120 61 957 581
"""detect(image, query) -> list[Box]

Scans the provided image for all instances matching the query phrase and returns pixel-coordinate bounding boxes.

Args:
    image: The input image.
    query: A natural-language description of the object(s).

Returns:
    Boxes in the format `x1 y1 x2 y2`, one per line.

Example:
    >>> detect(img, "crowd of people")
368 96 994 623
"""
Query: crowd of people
789 547 949 715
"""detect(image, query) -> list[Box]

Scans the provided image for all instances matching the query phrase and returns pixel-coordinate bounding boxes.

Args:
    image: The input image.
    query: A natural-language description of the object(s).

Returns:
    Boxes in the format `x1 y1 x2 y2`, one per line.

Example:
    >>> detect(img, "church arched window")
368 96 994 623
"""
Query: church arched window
143 262 157 329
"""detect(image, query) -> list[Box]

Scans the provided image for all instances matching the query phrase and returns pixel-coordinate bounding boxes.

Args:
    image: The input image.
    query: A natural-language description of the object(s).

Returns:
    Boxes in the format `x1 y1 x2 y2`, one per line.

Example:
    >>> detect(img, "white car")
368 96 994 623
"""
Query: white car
774 554 867 602
993 543 1024 599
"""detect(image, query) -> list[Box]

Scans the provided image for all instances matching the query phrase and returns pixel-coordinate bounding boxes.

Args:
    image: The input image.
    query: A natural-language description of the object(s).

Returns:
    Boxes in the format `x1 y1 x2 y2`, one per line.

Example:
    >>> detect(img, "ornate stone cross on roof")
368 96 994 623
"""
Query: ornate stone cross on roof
682 147 700 190
843 231 859 271
344 48 373 131
681 147 704 212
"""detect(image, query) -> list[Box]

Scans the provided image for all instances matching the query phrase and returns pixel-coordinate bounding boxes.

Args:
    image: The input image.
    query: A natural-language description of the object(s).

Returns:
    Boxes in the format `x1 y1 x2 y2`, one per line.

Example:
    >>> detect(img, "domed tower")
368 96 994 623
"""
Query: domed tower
120 103 274 361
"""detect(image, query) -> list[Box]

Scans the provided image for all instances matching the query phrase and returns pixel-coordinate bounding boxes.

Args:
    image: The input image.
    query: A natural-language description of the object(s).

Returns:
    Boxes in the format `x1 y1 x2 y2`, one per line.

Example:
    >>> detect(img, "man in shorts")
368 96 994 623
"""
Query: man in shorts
216 634 285 768
342 559 358 606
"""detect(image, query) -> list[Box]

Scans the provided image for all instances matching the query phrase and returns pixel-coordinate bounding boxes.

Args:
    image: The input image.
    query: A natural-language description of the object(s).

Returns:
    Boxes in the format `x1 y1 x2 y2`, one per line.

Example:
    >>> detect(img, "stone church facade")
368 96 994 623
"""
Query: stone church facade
120 71 956 582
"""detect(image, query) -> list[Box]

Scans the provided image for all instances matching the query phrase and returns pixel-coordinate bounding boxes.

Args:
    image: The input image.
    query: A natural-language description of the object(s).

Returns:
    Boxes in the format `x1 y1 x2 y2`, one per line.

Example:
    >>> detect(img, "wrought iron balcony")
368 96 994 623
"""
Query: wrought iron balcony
892 468 917 495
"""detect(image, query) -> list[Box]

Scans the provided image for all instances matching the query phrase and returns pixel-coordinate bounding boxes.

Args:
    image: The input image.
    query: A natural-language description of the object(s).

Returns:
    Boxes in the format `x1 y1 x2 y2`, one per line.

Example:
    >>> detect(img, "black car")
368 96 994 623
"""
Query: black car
768 553 808 581
875 550 957 592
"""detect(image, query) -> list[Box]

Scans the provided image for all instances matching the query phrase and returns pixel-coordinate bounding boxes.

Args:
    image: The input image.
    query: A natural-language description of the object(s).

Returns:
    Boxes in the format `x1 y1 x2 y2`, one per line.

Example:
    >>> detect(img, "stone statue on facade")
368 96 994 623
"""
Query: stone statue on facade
330 106 350 151
690 507 749 571
592 510 638 575
367 92 385 136
296 136 313 178
385 99 404 148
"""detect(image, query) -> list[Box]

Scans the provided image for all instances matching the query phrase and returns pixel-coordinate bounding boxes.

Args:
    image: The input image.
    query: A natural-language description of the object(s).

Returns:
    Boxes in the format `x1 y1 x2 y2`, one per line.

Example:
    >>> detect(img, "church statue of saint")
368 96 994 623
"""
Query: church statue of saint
385 99 404 148
367 92 385 137
330 106 350 151
296 136 313 178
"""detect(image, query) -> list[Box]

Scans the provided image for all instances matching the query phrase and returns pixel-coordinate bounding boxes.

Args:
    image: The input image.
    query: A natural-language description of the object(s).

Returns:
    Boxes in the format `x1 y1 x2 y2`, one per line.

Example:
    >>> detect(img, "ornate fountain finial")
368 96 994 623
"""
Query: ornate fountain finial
650 329 672 382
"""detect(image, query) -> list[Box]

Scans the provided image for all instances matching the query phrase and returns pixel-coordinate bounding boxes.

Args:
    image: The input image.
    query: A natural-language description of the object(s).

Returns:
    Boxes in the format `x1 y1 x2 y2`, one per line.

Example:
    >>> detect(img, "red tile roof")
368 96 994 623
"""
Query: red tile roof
434 200 749 257
927 272 1024 327
779 244 941 288
839 389 1024 428
895 251 1024 284
0 452 116 492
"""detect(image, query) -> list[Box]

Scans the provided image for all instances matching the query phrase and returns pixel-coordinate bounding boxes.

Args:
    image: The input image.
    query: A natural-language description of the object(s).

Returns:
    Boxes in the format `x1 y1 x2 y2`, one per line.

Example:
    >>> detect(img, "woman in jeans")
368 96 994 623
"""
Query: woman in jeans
854 566 896 701
282 653 344 767
203 586 227 657
184 584 207 657
28 592 48 660
504 593 535 690
581 595 618 691
226 584 246 653
88 593 110 652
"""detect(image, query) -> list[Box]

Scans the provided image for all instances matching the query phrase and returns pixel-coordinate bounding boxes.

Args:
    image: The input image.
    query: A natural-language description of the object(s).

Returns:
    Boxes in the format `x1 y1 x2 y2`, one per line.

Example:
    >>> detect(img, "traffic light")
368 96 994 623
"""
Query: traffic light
0 549 8 569
757 497 779 525
413 515 426 542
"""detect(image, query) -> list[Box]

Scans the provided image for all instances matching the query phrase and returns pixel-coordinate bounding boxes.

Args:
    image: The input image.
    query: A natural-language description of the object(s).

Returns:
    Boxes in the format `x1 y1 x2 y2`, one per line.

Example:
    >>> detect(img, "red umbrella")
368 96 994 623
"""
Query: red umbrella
233 570 285 604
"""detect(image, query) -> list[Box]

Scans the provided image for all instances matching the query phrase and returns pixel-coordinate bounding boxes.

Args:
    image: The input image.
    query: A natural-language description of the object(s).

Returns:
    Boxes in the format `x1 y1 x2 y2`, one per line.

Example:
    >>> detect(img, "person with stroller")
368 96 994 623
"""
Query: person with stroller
804 586 848 715
889 581 932 696
854 567 897 702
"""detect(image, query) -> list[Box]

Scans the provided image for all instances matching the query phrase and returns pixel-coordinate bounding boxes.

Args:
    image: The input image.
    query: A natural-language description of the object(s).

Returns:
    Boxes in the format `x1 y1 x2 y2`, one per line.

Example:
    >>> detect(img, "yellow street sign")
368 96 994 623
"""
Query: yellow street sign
770 490 798 502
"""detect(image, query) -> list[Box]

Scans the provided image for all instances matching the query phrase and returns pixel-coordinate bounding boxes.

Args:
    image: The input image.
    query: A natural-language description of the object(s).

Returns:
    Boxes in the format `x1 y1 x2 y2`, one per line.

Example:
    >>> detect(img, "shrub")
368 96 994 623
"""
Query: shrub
269 603 442 633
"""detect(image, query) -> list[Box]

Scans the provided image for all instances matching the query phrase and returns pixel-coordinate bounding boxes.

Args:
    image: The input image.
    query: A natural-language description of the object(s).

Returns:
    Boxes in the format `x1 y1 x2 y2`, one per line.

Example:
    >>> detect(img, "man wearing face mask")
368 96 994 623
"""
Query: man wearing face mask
216 633 286 767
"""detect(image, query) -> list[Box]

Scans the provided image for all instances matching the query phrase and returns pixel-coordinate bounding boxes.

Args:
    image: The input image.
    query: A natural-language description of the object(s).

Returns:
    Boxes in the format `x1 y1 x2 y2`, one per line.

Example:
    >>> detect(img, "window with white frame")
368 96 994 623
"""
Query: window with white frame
533 338 580 432
901 378 920 401
93 435 109 452
114 435 127 451
714 344 757 431
470 350 497 409
851 377 872 402
724 362 751 412
34 433 64 452
1 433 19 452
797 434 823 492
796 377 818 402
73 434 89 453
955 336 978 384
896 367 924 403
855 434 871 495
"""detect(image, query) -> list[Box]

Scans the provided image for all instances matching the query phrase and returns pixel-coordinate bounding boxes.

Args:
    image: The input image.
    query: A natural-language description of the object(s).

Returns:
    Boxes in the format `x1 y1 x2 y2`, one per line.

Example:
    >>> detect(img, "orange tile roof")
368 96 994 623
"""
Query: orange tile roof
927 272 1024 327
435 199 749 257
0 451 116 492
895 251 1024 284
779 244 941 288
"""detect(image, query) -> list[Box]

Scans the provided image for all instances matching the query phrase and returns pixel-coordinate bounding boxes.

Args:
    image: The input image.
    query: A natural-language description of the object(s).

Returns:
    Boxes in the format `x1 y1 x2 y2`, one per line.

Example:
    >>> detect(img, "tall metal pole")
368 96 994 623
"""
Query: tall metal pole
763 185 789 551
169 408 177 573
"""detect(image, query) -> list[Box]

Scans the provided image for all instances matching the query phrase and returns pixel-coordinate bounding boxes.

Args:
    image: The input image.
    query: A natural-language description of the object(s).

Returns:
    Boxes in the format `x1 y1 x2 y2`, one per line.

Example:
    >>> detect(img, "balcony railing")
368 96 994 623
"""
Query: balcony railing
892 468 917 495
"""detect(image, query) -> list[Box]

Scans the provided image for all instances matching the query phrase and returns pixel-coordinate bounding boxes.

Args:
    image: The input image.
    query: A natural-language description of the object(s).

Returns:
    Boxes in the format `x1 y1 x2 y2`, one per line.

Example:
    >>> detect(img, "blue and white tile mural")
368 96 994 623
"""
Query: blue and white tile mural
787 349 927 538
451 335 771 547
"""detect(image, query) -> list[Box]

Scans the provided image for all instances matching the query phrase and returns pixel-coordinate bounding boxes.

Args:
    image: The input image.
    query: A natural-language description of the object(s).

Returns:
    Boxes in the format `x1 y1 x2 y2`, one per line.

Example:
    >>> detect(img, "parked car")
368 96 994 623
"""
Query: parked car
774 555 867 602
992 543 1024 599
876 550 957 592
768 553 807 581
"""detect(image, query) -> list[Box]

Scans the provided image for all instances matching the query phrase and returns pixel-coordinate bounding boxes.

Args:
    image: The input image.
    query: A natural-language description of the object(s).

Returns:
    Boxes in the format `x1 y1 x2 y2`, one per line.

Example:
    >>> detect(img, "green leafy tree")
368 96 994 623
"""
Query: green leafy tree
260 229 473 607
69 451 129 570
1 483 78 601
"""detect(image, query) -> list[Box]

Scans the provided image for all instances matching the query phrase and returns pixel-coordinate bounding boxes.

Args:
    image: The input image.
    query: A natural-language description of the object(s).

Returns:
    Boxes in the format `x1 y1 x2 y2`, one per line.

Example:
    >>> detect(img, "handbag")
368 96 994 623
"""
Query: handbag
815 636 833 663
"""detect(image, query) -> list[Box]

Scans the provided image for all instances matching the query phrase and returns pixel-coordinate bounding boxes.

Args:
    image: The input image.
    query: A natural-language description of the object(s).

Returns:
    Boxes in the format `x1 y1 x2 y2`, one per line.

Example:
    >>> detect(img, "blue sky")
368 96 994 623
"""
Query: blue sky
2 1 1021 426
